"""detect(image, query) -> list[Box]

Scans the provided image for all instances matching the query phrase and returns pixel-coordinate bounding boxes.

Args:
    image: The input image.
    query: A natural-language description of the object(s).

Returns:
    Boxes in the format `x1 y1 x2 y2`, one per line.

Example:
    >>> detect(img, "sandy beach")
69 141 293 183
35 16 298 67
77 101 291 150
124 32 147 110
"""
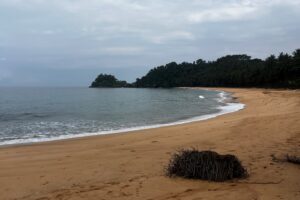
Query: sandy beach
0 88 299 200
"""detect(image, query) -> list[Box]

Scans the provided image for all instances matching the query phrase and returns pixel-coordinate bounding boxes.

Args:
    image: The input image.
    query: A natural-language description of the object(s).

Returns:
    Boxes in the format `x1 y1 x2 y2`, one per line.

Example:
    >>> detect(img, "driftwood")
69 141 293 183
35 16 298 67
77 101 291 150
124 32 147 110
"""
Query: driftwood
271 154 300 165
286 154 300 165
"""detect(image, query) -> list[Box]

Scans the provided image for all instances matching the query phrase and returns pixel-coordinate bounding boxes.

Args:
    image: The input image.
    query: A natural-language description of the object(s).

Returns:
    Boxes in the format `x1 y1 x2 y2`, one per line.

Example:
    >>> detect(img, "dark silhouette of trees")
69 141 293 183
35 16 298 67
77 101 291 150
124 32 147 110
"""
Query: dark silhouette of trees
90 74 131 88
90 49 300 88
135 49 300 88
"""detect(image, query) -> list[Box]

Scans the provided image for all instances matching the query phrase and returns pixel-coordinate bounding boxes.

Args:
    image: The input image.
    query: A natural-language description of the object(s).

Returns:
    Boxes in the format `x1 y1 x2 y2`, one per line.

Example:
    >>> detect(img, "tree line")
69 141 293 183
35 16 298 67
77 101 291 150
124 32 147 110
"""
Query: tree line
90 74 132 88
91 49 300 88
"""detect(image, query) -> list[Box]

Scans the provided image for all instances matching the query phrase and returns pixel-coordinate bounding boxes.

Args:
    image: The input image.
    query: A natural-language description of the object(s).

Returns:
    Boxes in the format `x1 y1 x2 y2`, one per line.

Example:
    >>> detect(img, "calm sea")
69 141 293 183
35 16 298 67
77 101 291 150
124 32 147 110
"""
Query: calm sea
0 88 243 145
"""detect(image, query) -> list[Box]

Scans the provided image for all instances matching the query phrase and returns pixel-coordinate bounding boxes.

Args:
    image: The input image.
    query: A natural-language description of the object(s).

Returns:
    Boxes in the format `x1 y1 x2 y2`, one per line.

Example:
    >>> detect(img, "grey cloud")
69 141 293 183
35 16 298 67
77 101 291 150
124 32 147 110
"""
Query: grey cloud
0 0 299 86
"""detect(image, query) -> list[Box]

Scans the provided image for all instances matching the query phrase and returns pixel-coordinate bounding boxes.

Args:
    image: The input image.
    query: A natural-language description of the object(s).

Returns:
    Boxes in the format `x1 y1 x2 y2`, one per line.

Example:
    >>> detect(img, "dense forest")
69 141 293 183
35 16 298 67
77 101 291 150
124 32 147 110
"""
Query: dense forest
90 74 131 88
91 49 300 88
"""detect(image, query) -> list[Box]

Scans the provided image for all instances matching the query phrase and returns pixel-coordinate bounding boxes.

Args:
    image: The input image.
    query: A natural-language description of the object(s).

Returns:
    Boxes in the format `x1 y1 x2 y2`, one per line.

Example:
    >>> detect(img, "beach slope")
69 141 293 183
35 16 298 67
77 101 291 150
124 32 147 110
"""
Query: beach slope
0 88 299 200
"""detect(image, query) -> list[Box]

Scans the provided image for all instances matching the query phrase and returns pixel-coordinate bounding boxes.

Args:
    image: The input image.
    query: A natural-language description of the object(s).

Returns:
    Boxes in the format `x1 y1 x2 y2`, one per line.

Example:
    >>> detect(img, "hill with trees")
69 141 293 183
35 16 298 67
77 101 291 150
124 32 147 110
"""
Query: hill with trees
90 74 131 88
91 49 300 88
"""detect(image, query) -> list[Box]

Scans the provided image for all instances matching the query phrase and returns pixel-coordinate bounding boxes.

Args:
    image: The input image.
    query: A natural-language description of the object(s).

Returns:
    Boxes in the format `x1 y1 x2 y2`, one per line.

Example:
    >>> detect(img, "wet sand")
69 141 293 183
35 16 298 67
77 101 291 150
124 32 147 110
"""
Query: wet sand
0 88 299 200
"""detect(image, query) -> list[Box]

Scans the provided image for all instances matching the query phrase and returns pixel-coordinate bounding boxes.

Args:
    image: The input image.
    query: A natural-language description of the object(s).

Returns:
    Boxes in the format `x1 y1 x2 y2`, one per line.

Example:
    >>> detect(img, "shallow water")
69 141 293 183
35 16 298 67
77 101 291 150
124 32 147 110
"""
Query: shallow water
0 87 243 145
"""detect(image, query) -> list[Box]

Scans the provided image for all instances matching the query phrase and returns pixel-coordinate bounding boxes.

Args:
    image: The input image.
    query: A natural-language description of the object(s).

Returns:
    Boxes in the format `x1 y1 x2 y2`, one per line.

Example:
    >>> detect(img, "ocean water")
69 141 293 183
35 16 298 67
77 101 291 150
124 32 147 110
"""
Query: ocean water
0 87 244 145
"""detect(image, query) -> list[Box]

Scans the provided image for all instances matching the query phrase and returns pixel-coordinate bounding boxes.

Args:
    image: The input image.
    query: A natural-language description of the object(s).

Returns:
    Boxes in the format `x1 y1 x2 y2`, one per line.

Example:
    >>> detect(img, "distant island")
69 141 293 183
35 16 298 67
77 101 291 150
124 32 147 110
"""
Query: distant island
90 48 300 88
90 74 132 88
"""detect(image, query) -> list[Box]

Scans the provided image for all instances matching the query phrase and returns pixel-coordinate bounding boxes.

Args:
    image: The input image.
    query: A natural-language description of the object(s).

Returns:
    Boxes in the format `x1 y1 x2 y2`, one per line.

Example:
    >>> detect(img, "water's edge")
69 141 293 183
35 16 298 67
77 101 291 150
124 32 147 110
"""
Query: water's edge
0 89 245 147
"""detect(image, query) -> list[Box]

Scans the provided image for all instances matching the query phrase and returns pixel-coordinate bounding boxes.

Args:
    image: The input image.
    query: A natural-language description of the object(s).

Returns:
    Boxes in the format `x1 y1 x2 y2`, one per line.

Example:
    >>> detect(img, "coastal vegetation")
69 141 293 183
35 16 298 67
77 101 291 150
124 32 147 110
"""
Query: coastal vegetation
91 49 300 88
90 74 131 88
166 149 248 181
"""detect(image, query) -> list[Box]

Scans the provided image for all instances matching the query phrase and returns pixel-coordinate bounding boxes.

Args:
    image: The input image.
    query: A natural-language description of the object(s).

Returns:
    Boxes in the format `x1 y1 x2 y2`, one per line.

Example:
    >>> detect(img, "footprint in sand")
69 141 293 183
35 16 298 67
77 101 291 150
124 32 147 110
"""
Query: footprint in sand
107 190 113 194
35 197 50 200
42 181 49 185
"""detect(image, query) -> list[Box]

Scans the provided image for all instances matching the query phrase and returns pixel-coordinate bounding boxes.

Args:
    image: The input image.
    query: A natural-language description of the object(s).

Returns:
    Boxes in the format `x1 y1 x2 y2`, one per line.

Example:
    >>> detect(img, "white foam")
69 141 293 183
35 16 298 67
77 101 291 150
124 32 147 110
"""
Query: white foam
0 90 245 146
217 91 227 102
199 95 205 99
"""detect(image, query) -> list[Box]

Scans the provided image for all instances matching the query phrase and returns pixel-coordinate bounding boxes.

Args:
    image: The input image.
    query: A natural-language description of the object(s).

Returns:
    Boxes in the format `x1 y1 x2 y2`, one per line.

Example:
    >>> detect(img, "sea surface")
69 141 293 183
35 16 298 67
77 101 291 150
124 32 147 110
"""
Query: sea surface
0 87 244 145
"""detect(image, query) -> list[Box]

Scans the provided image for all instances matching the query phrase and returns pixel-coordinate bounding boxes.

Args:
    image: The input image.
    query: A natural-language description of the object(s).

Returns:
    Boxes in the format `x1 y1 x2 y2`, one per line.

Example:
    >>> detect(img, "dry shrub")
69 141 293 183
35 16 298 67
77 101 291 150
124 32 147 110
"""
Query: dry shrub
166 149 248 182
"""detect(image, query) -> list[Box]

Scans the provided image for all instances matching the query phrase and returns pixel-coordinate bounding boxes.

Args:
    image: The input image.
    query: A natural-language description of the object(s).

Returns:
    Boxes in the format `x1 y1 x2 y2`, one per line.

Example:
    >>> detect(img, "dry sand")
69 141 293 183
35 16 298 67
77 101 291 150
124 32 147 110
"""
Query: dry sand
0 88 299 200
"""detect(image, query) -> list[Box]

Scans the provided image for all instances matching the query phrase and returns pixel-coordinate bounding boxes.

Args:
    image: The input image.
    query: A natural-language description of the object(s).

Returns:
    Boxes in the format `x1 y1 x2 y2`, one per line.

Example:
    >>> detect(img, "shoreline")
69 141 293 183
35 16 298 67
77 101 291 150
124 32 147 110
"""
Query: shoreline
0 88 244 147
0 88 299 200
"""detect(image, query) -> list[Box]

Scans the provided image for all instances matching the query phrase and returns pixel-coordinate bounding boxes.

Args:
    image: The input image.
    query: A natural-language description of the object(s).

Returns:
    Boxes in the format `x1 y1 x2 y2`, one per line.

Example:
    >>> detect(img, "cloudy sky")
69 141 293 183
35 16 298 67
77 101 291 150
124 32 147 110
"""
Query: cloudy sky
0 0 299 86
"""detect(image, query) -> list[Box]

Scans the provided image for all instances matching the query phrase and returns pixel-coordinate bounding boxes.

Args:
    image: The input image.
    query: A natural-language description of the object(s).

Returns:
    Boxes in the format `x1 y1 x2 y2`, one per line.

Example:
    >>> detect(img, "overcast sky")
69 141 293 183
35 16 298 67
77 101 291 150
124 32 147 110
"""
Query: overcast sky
0 0 299 86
